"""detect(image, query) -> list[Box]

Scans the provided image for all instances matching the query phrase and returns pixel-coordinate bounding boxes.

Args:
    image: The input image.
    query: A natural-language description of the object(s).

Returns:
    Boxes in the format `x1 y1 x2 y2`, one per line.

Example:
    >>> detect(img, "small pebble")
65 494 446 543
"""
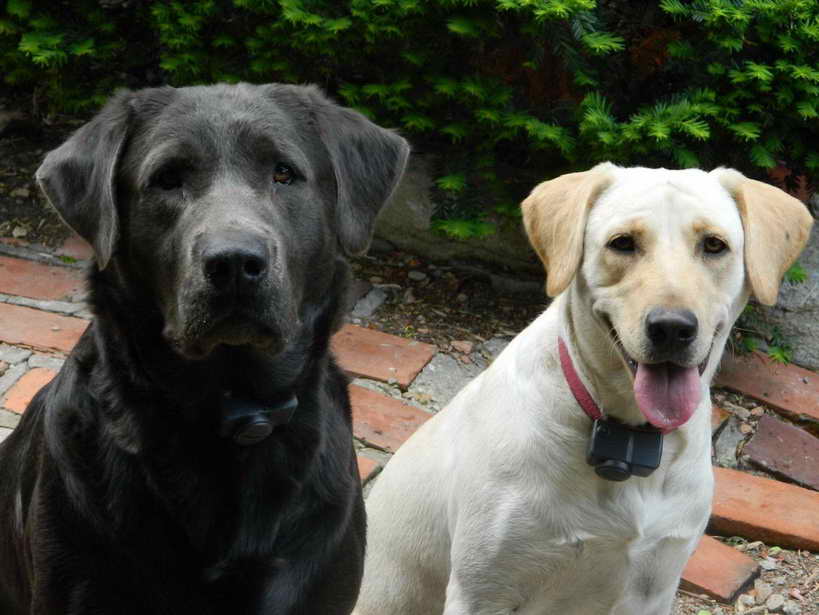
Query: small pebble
760 557 779 571
456 293 467 303
12 226 27 238
782 599 801 614
368 276 383 284
739 423 753 434
750 406 765 416
450 340 473 354
765 592 785 611
407 270 427 281
754 579 773 604
10 187 30 199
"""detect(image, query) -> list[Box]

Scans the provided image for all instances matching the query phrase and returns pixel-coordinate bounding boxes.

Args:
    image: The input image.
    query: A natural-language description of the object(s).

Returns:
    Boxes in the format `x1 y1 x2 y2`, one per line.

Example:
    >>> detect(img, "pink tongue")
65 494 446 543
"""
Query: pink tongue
634 363 701 431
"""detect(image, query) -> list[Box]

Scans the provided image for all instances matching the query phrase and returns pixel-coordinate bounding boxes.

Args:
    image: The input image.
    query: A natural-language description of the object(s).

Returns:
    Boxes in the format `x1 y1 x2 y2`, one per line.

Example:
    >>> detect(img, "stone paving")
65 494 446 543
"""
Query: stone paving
0 234 818 608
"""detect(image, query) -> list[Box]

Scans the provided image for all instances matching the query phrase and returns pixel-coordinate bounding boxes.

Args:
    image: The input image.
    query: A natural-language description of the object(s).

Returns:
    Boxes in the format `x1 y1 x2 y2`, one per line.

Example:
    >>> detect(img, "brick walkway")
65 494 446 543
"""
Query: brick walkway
0 236 817 607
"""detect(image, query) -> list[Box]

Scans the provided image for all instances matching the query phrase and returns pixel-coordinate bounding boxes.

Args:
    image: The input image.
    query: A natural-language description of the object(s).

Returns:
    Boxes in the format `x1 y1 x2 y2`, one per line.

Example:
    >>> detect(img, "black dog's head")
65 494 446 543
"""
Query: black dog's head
36 83 409 359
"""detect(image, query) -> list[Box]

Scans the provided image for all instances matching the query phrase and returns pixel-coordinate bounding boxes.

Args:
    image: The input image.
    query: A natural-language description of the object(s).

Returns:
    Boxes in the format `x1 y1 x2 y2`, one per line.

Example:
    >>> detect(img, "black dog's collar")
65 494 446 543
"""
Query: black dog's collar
219 393 298 446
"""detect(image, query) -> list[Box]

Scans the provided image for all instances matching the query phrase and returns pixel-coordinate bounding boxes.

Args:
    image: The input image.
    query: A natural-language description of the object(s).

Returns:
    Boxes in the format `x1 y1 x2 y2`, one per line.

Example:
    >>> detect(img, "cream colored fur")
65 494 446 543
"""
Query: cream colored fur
355 165 813 615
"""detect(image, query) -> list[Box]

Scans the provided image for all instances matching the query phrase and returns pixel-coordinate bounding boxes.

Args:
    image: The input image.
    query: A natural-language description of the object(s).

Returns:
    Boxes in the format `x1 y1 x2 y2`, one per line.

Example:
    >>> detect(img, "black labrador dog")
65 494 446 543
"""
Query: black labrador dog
0 83 408 614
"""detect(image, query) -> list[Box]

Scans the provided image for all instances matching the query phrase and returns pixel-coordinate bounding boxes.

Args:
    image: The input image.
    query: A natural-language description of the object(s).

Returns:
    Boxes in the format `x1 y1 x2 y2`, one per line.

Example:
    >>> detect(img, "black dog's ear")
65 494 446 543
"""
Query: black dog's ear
311 91 410 256
36 91 133 269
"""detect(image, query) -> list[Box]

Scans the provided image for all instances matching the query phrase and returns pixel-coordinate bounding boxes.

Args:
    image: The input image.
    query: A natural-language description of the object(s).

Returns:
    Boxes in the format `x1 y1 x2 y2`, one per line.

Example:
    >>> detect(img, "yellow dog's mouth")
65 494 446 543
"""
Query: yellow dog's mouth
602 316 718 431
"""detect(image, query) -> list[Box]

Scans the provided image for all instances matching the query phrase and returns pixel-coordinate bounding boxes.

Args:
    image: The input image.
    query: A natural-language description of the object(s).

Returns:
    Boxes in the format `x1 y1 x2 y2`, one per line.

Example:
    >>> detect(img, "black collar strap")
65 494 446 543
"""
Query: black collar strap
219 393 299 446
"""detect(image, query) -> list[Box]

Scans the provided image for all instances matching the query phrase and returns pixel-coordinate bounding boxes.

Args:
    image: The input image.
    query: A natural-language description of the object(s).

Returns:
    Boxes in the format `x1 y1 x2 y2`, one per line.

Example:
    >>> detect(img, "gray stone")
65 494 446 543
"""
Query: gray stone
408 352 484 412
765 593 785 611
0 409 20 429
756 223 819 369
0 427 11 444
352 287 388 318
713 416 746 468
10 187 30 199
0 344 32 364
374 155 540 273
480 337 511 362
7 295 84 315
28 354 65 371
782 599 802 614
754 579 773 604
407 270 427 281
0 363 27 396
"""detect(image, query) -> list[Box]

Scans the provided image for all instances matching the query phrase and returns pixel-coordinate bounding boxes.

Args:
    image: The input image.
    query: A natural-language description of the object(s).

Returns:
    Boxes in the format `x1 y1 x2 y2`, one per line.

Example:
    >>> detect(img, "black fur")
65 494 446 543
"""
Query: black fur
0 83 409 615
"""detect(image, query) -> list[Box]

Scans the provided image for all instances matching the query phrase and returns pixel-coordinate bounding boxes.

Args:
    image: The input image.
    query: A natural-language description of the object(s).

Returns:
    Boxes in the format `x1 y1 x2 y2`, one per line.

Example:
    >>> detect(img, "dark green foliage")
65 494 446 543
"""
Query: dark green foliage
2 0 817 237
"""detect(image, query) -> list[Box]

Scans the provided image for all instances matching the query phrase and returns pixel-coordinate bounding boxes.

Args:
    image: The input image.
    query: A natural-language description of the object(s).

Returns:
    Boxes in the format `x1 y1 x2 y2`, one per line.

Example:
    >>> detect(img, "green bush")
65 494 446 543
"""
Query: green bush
2 0 817 236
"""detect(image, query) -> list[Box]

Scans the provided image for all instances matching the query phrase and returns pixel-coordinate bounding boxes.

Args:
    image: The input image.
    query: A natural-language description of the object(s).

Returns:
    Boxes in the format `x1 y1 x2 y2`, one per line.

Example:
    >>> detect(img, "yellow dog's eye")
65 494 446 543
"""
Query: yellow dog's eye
703 236 728 254
273 163 295 185
607 235 635 253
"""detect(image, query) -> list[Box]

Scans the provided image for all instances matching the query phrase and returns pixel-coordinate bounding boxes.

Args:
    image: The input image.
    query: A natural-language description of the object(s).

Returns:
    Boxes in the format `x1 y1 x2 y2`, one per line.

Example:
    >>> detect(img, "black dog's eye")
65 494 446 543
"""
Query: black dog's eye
703 236 728 255
151 166 185 191
273 163 295 185
607 235 636 253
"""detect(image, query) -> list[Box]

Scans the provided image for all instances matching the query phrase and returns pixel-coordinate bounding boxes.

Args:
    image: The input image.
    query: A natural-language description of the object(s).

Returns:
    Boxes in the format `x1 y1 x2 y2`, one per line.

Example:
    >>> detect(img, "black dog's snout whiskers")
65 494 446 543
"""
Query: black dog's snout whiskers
645 308 698 351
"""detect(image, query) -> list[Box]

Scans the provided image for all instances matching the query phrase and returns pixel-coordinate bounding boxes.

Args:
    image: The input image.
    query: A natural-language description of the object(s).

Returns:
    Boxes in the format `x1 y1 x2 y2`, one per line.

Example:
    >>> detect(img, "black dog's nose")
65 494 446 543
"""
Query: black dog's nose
203 241 268 290
646 308 698 351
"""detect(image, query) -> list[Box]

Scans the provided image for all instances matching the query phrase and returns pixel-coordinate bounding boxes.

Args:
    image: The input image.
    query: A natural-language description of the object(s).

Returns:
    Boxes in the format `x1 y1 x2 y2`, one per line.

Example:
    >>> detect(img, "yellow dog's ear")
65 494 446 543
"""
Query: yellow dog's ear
712 169 814 306
522 164 614 297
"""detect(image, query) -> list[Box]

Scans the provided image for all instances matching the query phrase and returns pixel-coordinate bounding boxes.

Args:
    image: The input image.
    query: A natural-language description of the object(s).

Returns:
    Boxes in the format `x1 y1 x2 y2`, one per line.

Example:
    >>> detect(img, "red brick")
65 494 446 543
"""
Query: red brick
712 405 730 434
0 255 83 301
3 367 56 414
56 234 94 261
357 456 379 483
716 351 819 426
332 324 435 389
744 414 819 491
0 303 87 353
349 385 430 452
710 467 819 551
681 535 759 603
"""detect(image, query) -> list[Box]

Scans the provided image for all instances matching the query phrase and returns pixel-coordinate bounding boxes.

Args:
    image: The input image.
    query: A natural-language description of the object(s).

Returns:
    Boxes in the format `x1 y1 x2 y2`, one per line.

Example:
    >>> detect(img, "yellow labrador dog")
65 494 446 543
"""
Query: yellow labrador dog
355 164 813 615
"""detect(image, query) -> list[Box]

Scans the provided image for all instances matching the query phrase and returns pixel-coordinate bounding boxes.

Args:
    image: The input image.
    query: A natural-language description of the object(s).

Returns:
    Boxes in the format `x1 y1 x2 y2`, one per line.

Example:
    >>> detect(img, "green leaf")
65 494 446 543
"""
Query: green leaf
432 77 459 97
432 219 496 239
796 101 817 119
729 122 761 141
581 31 625 55
768 345 792 364
679 118 710 140
447 16 481 37
69 38 95 57
750 145 776 168
324 17 352 33
6 0 31 19
441 123 469 142
745 61 774 83
673 148 699 168
785 263 807 284
401 113 434 131
435 173 466 193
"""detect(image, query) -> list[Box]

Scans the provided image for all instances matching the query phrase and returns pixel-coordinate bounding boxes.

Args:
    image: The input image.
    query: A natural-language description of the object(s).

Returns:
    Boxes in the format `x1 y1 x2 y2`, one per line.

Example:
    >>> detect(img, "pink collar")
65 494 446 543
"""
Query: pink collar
558 337 603 421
